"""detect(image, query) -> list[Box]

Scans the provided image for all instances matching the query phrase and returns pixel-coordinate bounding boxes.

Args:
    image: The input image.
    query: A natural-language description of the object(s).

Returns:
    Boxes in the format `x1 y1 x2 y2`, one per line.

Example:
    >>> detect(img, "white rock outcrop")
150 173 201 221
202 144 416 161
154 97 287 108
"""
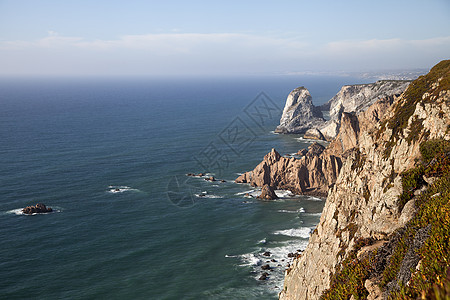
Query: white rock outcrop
328 80 411 122
275 87 325 134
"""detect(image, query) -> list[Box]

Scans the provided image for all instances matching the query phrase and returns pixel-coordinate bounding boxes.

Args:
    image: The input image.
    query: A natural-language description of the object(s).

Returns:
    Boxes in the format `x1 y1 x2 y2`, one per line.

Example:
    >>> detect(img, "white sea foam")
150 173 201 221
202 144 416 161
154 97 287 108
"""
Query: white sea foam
239 253 262 266
7 207 61 216
258 238 267 245
7 208 26 215
268 240 309 261
305 212 322 216
277 207 305 214
235 189 259 198
295 137 317 142
307 196 324 201
273 227 311 238
195 194 223 199
274 190 294 198
107 185 140 194
236 238 309 292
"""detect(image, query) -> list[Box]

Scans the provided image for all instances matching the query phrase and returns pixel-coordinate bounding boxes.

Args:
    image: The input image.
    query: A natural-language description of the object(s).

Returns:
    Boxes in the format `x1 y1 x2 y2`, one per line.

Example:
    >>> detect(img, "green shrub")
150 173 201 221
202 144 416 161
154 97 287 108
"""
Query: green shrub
420 139 450 164
321 239 375 300
385 138 450 298
398 166 425 211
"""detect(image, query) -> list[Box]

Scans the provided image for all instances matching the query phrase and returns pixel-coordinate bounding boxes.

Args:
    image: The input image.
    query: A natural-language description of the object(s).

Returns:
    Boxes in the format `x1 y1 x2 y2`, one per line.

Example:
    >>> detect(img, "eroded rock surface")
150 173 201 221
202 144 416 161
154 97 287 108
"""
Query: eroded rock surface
275 87 325 134
279 62 449 300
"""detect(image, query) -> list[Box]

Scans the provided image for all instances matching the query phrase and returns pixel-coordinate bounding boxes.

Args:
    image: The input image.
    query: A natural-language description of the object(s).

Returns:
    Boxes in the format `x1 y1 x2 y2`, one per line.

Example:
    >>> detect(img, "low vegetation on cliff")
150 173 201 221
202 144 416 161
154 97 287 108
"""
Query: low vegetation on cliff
321 138 450 299
280 60 449 300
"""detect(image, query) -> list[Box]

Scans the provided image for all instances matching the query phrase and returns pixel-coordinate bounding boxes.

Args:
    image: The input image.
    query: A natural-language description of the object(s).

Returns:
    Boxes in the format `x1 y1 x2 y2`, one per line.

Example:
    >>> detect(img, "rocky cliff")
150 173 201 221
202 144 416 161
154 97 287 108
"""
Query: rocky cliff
279 61 450 299
327 80 412 122
275 87 325 134
235 142 342 196
235 95 395 197
276 80 411 141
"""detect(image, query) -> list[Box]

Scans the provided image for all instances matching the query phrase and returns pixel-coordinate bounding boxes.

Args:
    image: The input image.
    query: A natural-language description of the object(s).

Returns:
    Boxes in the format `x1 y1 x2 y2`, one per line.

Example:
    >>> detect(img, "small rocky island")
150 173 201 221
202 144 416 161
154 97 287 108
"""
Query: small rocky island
22 203 53 215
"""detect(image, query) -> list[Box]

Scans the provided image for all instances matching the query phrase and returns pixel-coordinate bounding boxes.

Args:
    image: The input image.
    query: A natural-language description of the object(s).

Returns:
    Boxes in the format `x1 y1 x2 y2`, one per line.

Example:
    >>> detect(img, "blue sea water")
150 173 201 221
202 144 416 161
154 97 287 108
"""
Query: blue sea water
0 75 371 299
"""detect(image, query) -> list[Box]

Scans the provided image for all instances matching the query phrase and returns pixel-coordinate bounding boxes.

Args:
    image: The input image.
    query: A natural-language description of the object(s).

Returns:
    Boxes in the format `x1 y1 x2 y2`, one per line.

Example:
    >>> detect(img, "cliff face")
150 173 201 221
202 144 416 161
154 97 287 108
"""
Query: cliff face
327 80 411 122
275 87 325 134
277 81 411 141
280 61 450 299
235 96 395 197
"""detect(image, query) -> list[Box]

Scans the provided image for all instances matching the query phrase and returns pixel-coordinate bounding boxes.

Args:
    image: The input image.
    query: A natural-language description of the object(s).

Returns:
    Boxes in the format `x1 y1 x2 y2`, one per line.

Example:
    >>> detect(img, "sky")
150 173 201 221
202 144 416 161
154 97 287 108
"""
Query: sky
0 0 449 77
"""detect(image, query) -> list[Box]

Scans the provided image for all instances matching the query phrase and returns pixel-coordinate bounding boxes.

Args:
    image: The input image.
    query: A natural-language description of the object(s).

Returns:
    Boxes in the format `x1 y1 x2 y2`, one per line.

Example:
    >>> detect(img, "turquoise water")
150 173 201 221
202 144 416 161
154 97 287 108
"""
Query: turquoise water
0 76 369 299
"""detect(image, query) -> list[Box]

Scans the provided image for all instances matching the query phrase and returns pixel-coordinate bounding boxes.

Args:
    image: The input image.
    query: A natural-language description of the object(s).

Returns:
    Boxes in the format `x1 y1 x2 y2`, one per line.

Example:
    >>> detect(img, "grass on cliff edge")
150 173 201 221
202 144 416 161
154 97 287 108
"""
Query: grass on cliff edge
380 59 450 158
389 139 450 299
319 139 450 299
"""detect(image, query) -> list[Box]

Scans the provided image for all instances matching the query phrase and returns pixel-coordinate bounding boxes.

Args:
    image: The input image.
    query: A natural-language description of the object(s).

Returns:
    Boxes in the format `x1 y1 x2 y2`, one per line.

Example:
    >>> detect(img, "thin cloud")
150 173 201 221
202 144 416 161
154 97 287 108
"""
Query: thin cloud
0 33 449 76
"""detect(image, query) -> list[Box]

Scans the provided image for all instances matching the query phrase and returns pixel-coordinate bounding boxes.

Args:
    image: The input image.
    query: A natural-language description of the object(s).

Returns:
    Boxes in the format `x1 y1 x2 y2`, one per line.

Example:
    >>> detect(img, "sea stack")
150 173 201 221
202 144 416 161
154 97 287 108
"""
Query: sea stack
274 87 325 134
257 184 278 200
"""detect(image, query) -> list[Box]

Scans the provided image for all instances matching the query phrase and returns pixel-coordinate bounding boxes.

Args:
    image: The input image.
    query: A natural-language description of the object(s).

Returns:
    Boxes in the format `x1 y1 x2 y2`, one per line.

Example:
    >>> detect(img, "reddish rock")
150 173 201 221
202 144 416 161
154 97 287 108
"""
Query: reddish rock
257 184 278 200
236 146 342 196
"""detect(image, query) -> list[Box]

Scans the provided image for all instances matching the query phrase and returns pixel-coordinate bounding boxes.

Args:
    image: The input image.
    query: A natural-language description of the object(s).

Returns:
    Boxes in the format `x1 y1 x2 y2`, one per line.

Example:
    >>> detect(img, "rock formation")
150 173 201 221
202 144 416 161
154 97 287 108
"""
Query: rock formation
327 80 412 122
257 184 279 200
277 80 411 141
22 203 53 215
279 61 450 299
235 142 342 197
274 87 325 134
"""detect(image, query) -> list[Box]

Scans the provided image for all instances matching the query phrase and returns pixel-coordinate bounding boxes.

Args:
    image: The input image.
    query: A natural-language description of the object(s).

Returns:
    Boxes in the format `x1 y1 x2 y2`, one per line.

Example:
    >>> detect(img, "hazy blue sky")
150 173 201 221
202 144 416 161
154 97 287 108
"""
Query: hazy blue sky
1 0 449 76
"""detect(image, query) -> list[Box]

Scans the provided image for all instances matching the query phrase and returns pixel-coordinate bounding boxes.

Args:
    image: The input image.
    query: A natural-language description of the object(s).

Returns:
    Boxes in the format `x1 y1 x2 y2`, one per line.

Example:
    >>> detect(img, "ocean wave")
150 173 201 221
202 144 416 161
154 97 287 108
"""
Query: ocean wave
235 189 259 198
277 207 305 214
267 240 309 260
195 192 223 199
239 253 262 267
235 190 255 195
258 238 267 245
274 190 294 198
304 212 322 216
107 185 140 194
295 137 317 142
306 196 324 201
273 227 311 238
235 238 309 291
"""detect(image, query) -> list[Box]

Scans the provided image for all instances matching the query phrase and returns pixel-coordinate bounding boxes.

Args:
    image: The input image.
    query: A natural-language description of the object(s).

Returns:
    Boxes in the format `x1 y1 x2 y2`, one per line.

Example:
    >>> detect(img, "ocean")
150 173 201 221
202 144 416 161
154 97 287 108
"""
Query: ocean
0 75 371 299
